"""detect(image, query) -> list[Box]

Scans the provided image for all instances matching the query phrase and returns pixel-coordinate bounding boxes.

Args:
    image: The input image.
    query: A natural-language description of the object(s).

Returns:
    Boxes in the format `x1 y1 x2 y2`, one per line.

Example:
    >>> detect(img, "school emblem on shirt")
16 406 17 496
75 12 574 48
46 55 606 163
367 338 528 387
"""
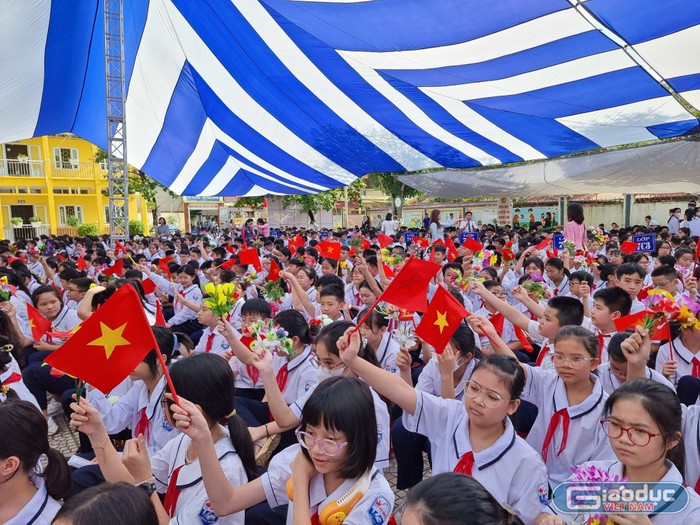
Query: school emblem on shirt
304 380 315 392
199 500 218 524
377 424 383 444
367 496 391 525
221 342 230 350
537 484 549 505
162 416 174 432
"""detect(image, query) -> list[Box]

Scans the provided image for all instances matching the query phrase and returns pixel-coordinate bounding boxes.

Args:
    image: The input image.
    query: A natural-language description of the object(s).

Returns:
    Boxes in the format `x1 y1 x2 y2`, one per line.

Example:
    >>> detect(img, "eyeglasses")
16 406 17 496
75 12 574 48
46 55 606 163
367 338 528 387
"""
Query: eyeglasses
600 418 660 447
464 380 506 408
296 430 348 456
318 361 345 374
551 353 595 369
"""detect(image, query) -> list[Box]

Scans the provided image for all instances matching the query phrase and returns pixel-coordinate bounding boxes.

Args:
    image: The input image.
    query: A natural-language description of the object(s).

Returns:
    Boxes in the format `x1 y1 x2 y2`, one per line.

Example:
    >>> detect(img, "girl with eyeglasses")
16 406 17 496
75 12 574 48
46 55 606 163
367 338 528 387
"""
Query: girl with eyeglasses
165 376 393 524
541 379 700 525
470 320 614 486
337 328 551 525
70 353 257 524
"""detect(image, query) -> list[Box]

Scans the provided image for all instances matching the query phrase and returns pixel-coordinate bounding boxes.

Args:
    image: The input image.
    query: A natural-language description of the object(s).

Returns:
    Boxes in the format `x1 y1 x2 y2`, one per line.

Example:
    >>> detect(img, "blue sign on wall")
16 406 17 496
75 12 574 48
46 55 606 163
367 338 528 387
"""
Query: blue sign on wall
319 231 329 240
459 231 480 244
552 234 564 250
633 234 656 252
404 231 416 244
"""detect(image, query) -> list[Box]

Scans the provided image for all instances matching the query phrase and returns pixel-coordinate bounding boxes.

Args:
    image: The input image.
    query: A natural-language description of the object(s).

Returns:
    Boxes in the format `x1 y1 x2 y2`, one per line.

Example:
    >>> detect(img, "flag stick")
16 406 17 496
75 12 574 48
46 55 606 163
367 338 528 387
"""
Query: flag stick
668 330 675 362
352 294 384 333
155 340 179 405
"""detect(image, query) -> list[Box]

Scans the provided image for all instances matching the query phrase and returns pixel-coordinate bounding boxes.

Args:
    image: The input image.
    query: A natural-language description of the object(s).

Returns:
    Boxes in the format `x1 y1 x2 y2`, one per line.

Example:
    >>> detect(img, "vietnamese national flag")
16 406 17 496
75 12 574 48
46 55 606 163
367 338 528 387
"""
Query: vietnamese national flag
114 241 127 257
620 241 638 255
76 255 89 271
288 235 304 255
412 237 430 248
157 257 174 279
382 263 396 279
44 284 158 393
535 238 552 250
26 303 52 341
317 241 342 260
221 258 237 270
268 259 281 282
360 237 371 250
141 277 157 295
102 258 123 277
377 234 393 248
614 311 670 341
224 245 236 255
238 248 263 272
56 253 66 263
154 300 166 326
462 237 483 253
415 286 468 353
444 237 459 262
378 257 442 313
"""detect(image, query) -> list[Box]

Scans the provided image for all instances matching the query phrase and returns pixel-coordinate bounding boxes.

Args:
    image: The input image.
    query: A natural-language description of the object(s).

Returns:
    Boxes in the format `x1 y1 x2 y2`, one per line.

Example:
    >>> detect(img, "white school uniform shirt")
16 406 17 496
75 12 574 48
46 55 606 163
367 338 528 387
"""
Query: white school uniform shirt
230 356 265 390
11 289 32 325
262 444 395 525
375 331 400 375
656 336 700 386
151 429 246 525
169 284 202 326
554 460 700 525
522 367 614 484
597 362 676 395
5 475 61 525
474 307 517 346
344 283 362 307
682 404 700 493
1 355 40 409
87 376 178 455
547 276 570 297
28 260 45 280
193 326 230 356
528 319 556 370
416 357 476 400
41 306 81 345
291 385 391 470
273 345 318 404
631 298 646 314
403 391 549 524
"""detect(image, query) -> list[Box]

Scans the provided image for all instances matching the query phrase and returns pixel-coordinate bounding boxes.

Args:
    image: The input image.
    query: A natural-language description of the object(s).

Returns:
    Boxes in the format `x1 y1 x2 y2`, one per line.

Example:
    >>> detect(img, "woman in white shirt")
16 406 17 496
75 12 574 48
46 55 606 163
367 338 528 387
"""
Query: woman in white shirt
428 209 445 242
380 213 397 236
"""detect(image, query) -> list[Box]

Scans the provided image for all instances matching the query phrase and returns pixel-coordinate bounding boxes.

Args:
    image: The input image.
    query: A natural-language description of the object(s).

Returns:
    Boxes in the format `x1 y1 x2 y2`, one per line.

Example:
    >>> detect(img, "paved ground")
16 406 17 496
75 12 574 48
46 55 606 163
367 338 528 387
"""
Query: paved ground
49 413 431 521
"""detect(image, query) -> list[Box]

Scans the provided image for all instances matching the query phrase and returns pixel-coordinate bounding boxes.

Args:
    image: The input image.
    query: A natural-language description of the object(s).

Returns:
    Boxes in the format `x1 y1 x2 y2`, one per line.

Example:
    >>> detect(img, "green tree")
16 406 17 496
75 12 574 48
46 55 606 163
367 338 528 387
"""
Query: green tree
95 149 177 228
282 178 366 224
367 172 422 218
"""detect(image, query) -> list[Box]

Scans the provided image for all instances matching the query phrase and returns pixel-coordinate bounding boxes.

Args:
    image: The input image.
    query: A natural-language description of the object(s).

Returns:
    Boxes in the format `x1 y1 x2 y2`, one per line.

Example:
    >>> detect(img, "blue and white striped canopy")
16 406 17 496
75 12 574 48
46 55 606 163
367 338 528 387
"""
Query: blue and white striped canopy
1 0 699 196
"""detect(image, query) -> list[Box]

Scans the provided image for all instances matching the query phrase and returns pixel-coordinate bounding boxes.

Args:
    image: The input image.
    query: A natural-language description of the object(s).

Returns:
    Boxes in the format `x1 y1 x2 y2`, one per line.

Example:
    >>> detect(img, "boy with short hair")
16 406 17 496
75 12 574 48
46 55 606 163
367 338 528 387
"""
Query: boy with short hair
584 287 631 363
614 263 646 313
569 270 594 310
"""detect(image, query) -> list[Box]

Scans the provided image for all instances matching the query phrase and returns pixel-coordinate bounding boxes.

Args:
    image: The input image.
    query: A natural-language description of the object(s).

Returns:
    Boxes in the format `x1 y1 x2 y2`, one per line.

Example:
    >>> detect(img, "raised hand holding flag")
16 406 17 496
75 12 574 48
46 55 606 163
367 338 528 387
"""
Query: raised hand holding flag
415 286 468 353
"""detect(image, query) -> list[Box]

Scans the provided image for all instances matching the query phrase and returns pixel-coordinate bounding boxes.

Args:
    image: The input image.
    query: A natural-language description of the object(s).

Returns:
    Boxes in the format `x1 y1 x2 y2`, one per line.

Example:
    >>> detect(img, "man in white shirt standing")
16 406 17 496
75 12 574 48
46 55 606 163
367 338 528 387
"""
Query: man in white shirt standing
459 211 478 233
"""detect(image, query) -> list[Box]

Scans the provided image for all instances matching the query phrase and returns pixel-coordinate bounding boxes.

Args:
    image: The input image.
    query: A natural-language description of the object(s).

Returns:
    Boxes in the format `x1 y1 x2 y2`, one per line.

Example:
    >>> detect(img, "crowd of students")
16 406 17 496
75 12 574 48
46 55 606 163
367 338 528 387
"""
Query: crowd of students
1 207 700 525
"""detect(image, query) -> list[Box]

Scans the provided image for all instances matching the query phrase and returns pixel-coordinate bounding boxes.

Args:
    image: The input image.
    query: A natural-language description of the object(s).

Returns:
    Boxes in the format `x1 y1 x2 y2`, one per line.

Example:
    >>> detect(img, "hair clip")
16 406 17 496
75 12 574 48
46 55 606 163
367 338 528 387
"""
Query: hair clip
0 344 14 353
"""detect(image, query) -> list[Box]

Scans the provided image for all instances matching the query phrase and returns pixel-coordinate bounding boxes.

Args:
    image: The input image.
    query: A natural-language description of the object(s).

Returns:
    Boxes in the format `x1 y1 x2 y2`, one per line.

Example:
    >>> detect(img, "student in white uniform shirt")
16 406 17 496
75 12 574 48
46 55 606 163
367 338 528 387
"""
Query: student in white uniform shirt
598 329 675 395
392 324 479 491
190 300 232 356
0 401 71 525
656 322 700 390
71 327 179 496
541 379 700 525
247 321 392 472
682 402 700 495
471 321 614 486
71 353 257 525
544 258 570 297
357 309 400 374
0 350 40 410
145 265 203 335
339 330 551 525
615 262 647 314
167 376 395 525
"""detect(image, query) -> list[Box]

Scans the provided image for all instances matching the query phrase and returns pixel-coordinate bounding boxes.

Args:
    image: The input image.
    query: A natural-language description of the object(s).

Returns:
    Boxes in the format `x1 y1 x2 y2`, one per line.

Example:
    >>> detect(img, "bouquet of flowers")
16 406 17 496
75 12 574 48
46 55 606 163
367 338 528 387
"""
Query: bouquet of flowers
309 314 334 329
382 252 404 266
567 465 628 525
394 323 417 348
244 272 259 285
501 247 516 265
641 289 680 336
339 260 350 278
377 305 401 322
563 240 576 257
261 280 285 303
203 282 240 317
247 319 294 356
0 276 15 301
406 243 424 258
521 273 552 301
455 271 484 292
346 231 365 250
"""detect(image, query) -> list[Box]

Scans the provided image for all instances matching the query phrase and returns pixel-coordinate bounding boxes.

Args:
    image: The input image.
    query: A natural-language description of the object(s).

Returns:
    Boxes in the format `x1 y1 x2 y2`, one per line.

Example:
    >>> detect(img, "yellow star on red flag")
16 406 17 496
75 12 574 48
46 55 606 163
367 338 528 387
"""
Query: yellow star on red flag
88 322 130 359
433 310 449 333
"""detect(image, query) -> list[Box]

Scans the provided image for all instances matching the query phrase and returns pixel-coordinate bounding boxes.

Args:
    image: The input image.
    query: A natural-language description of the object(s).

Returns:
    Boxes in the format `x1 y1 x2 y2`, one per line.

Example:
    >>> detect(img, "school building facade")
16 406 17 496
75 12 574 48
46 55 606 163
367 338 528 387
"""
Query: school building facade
0 134 149 239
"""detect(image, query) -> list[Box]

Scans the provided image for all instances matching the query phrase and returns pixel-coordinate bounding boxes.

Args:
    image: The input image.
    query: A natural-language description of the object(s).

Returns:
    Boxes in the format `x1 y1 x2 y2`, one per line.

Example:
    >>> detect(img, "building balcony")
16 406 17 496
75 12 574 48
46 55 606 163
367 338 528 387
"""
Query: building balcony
0 158 44 177
0 159 101 180
52 162 101 179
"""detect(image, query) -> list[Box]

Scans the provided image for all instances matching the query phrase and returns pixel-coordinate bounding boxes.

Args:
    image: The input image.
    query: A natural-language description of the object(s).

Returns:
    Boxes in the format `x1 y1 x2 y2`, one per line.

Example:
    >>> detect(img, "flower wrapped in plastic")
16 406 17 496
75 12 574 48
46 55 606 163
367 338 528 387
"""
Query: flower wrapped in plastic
642 289 680 336
455 271 485 292
383 253 404 266
568 465 628 525
376 305 400 322
501 248 516 265
244 272 258 285
394 324 417 348
346 231 365 250
0 276 15 301
521 273 552 301
261 280 285 303
203 282 240 317
339 260 350 277
562 240 576 257
309 314 334 328
247 319 294 357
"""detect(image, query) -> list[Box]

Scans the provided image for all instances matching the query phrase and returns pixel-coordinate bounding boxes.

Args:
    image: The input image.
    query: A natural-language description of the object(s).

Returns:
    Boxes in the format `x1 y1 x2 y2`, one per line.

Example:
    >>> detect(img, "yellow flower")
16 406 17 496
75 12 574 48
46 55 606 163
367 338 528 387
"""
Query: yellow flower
205 282 216 296
647 288 675 302
222 283 235 296
490 255 498 266
217 293 227 306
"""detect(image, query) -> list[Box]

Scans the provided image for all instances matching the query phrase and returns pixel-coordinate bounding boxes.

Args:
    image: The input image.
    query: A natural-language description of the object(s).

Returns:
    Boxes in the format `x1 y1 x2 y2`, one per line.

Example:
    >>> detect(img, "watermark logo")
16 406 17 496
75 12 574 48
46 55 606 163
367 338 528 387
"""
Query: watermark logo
552 482 689 515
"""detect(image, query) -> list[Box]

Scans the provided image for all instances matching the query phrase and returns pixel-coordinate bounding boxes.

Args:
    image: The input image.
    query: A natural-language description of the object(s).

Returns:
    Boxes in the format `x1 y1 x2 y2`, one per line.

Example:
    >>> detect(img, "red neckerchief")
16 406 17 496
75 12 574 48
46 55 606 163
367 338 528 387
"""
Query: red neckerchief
541 408 570 463
535 344 550 367
204 332 215 353
453 451 475 476
163 465 183 517
134 407 151 444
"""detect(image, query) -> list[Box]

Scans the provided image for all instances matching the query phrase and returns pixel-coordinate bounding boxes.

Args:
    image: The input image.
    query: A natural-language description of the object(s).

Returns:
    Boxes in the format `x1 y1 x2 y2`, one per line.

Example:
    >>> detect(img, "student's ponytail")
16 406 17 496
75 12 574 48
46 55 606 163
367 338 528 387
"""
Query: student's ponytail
0 401 71 500
225 413 258 482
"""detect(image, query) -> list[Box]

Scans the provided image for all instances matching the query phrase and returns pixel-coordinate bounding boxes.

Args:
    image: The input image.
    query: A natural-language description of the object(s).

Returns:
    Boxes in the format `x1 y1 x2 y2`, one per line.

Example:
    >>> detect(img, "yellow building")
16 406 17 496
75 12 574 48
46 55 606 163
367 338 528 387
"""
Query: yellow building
0 134 149 237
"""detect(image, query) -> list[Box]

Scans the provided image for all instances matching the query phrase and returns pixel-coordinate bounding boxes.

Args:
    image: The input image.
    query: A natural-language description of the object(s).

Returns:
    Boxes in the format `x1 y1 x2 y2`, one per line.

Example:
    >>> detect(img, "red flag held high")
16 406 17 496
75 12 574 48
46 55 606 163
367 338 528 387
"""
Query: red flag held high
45 284 159 393
102 258 123 277
157 257 174 279
27 303 52 341
462 238 483 253
377 234 393 248
412 237 430 248
141 278 157 295
614 311 670 341
415 286 468 353
237 248 263 272
620 241 638 255
268 259 281 282
155 300 166 326
317 241 342 260
444 236 459 261
114 240 127 256
535 238 552 250
382 263 396 279
378 257 442 313
77 255 89 271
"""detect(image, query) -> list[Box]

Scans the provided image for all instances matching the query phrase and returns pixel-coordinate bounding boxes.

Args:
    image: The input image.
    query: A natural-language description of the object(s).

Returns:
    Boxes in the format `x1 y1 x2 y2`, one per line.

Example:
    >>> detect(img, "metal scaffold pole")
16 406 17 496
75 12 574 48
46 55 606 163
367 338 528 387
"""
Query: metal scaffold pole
104 0 129 242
